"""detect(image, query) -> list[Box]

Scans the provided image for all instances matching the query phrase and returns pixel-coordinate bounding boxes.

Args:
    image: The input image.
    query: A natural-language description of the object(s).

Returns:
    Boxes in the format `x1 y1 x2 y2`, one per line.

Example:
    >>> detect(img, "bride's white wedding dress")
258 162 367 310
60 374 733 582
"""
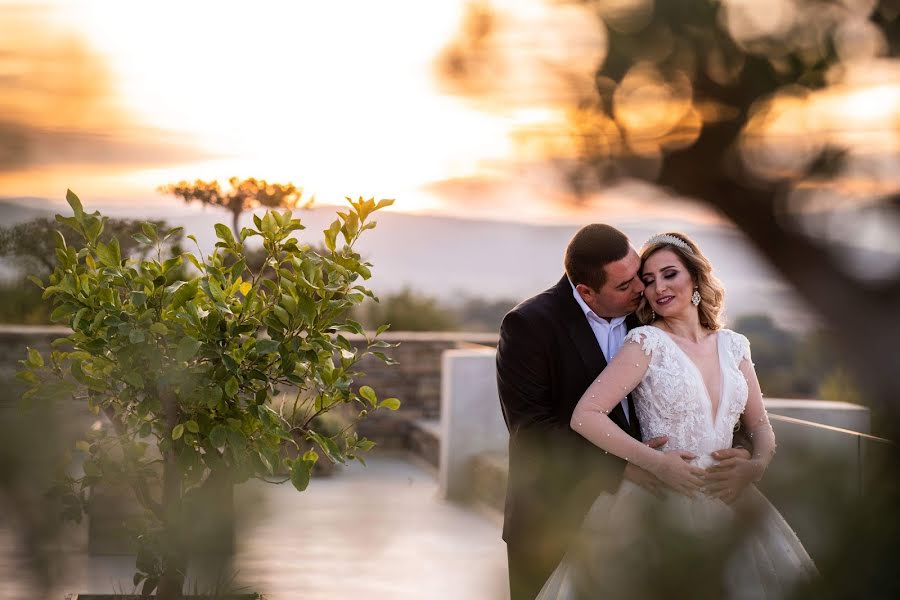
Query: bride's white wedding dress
537 326 817 599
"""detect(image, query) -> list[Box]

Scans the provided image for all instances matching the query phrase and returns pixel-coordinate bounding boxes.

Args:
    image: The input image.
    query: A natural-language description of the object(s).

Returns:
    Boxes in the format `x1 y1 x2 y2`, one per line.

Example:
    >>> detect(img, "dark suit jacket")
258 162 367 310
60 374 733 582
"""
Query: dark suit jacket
496 275 642 558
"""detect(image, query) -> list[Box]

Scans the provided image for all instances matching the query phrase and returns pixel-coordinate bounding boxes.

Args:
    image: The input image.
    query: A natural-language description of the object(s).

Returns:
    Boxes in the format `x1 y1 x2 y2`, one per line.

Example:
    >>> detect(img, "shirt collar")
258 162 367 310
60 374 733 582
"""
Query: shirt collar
568 277 627 327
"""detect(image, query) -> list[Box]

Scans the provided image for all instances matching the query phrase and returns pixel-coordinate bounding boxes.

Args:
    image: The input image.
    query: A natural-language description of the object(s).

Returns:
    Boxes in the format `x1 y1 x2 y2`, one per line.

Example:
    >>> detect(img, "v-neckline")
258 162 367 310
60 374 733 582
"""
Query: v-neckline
654 328 725 428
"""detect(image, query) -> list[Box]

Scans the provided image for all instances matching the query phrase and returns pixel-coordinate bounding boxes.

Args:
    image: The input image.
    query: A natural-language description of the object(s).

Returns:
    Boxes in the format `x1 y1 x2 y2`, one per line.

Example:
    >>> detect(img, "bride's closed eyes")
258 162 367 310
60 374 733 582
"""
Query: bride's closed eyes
641 269 679 286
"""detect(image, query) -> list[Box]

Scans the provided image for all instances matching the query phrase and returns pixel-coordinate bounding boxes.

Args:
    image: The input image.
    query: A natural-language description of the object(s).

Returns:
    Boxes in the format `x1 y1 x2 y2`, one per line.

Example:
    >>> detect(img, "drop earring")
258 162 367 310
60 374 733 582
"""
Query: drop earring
691 288 701 306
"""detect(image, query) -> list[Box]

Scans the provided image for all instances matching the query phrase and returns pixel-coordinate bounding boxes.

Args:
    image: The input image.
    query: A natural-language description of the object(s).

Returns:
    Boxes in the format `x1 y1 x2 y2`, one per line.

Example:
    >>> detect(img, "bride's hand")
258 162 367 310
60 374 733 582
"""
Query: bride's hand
650 451 705 497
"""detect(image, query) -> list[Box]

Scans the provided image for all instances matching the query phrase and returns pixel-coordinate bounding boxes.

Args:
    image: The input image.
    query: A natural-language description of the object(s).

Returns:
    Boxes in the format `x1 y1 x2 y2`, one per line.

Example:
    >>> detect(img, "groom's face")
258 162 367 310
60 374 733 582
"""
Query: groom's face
577 247 644 319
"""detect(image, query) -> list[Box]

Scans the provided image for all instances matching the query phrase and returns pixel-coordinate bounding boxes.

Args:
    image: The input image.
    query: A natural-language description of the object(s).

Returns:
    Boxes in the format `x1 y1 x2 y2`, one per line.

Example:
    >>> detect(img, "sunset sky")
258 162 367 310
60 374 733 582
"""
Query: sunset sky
1 0 898 226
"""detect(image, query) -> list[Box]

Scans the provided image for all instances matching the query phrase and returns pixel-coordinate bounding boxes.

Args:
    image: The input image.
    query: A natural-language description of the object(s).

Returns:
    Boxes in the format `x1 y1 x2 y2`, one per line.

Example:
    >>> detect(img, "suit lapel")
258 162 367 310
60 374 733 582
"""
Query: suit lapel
554 276 635 428
554 276 607 376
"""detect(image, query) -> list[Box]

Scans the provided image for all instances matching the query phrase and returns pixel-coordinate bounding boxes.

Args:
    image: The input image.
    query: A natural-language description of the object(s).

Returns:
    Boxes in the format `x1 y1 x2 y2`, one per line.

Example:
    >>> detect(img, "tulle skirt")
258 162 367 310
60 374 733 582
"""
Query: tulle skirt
537 480 818 600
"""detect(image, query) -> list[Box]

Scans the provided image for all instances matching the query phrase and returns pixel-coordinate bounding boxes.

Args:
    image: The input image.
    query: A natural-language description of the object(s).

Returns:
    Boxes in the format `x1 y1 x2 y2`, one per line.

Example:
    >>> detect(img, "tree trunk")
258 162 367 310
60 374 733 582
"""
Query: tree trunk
657 124 900 439
232 209 241 240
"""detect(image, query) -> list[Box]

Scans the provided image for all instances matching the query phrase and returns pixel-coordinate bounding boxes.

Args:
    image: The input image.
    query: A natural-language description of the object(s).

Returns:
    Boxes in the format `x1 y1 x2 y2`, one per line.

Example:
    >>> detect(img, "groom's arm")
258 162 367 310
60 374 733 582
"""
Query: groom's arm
705 424 755 502
496 310 557 434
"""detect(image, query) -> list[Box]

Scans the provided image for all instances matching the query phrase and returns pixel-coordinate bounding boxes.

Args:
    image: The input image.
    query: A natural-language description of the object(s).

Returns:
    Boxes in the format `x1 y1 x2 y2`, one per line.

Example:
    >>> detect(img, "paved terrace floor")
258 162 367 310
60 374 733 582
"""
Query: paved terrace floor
2 454 509 600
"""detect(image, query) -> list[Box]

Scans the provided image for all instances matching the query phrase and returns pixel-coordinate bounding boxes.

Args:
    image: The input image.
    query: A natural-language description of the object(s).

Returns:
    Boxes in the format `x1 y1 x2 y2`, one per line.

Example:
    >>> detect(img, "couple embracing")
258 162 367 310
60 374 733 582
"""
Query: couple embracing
497 225 816 599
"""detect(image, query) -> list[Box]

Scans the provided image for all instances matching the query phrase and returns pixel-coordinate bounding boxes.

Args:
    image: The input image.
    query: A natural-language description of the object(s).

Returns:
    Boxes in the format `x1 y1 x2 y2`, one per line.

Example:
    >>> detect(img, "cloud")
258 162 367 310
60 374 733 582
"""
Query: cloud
0 4 213 172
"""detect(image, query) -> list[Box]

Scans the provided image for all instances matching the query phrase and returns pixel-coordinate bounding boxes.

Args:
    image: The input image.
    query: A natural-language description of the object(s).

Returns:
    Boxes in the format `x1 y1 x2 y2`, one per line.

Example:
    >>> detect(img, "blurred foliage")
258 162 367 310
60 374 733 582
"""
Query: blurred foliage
0 280 51 324
354 288 517 332
0 217 182 276
733 315 845 397
440 0 900 426
355 288 459 331
16 191 398 598
0 374 72 600
160 177 312 238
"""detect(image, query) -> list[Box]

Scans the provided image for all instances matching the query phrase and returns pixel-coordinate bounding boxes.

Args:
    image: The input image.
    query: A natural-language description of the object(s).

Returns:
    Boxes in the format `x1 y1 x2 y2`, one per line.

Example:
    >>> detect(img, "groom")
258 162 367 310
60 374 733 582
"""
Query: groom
496 224 753 600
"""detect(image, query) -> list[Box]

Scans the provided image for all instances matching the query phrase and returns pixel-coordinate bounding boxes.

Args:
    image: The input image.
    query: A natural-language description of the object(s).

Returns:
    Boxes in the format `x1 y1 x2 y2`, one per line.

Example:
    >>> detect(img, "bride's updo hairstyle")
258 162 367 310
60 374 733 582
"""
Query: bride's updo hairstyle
636 232 726 330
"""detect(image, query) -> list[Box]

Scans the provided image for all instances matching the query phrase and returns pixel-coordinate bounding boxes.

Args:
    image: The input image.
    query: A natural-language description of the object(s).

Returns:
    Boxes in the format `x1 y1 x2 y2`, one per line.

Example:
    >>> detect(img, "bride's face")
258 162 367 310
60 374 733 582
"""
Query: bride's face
640 249 696 318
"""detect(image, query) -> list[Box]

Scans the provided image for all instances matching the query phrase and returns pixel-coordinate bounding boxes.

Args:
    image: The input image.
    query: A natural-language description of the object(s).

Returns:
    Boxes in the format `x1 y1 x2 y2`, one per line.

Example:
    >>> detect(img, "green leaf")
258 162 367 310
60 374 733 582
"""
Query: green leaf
171 423 184 440
26 347 44 368
163 226 184 241
207 385 224 409
66 189 84 219
224 376 239 398
223 353 239 372
295 293 316 323
375 323 391 336
255 339 280 354
257 450 274 474
290 458 313 492
184 252 203 272
209 425 227 448
170 280 198 311
95 242 118 268
132 233 153 245
176 336 202 362
273 305 290 326
123 371 143 388
72 307 88 330
372 351 398 365
149 322 169 335
214 223 236 245
185 420 199 433
141 222 157 240
202 278 227 303
324 220 340 252
359 385 377 406
379 397 401 411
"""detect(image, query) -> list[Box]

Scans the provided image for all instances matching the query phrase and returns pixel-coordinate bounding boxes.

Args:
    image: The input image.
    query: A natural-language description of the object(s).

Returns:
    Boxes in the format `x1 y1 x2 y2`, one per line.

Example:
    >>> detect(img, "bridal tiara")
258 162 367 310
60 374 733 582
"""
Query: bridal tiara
641 233 693 253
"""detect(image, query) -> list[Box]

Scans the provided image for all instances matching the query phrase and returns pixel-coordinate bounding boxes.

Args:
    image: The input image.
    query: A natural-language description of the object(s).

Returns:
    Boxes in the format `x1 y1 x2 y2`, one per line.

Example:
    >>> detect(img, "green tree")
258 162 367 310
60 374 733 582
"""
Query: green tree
160 177 312 238
18 191 398 599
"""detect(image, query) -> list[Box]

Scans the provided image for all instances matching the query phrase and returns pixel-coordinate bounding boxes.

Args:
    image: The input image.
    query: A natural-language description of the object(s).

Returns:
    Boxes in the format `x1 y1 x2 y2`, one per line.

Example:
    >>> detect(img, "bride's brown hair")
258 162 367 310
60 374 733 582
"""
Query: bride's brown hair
635 232 726 330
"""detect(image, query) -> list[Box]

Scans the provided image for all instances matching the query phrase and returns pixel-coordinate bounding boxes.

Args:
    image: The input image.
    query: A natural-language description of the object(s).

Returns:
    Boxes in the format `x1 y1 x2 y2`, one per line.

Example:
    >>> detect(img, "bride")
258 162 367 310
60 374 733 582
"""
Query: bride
537 233 817 599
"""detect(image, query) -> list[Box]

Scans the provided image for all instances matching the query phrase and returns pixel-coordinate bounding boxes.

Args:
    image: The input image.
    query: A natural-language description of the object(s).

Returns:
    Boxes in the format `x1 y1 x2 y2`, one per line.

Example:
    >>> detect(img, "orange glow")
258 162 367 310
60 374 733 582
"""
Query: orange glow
1 1 897 225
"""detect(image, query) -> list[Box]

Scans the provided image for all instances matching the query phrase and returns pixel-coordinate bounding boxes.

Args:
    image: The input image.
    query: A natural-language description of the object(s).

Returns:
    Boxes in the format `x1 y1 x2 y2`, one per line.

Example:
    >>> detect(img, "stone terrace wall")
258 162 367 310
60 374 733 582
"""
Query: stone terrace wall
0 325 499 450
348 332 498 449
0 325 63 384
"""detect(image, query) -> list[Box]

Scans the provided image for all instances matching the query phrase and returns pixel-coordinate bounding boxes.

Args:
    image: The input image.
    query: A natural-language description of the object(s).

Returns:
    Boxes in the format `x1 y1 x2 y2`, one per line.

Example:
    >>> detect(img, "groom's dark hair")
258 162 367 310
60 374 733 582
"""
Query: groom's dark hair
565 224 630 290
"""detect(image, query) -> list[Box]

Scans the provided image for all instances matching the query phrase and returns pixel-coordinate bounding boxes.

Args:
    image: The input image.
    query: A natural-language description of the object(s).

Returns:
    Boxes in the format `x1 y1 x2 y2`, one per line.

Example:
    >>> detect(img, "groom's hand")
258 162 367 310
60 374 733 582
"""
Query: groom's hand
623 436 668 498
705 447 754 504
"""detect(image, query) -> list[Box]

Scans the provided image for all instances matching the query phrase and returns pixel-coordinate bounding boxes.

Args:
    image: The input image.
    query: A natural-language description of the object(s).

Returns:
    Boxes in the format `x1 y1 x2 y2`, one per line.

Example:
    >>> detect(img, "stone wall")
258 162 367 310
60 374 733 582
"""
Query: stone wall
348 332 498 449
0 325 499 449
0 326 88 433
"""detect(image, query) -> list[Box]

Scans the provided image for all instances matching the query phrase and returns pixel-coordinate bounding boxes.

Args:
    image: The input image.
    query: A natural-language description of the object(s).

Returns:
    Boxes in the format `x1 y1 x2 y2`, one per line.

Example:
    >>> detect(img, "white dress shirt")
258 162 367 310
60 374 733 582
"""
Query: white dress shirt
570 280 631 424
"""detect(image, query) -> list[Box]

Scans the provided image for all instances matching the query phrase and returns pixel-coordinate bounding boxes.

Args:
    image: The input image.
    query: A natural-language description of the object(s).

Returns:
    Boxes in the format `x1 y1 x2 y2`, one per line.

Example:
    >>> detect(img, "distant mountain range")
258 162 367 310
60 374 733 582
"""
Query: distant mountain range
0 197 816 330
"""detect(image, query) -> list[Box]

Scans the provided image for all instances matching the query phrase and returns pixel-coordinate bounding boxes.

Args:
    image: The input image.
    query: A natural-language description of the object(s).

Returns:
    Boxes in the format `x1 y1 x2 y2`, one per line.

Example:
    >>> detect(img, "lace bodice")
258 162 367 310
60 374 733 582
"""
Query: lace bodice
624 326 751 468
